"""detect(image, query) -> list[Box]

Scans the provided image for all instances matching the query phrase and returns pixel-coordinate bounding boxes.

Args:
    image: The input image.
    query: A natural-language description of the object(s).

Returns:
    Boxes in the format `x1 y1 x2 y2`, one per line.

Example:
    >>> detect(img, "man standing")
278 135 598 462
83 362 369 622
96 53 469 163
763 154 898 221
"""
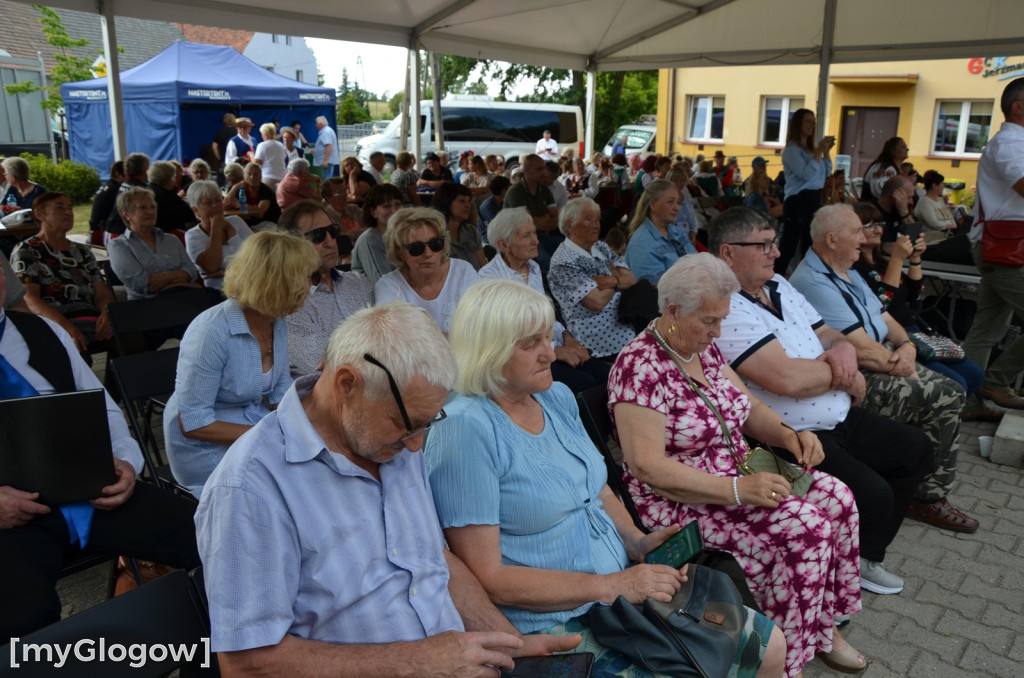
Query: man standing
963 77 1024 411
0 270 200 638
611 134 628 157
224 117 257 166
211 112 236 180
710 207 933 594
313 115 340 179
504 154 560 265
195 302 576 676
535 130 559 161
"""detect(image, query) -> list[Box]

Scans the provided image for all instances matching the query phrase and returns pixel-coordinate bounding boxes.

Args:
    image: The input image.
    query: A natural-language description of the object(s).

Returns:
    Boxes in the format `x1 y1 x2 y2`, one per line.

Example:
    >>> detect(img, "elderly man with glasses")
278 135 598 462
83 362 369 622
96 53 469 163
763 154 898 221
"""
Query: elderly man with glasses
195 301 577 677
279 200 373 378
709 206 934 597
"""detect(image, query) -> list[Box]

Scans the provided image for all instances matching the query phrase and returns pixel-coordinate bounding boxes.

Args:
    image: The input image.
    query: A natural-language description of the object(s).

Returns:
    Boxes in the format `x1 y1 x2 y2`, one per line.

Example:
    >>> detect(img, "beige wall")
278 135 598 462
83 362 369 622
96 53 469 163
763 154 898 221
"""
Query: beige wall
659 56 1024 188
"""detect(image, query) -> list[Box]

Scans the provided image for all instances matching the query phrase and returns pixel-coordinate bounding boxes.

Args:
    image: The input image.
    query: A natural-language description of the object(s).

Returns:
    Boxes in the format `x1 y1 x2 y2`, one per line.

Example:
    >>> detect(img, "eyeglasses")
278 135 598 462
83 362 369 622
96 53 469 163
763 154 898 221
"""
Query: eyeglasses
363 353 447 440
303 224 341 245
727 237 780 255
401 236 445 257
862 221 884 230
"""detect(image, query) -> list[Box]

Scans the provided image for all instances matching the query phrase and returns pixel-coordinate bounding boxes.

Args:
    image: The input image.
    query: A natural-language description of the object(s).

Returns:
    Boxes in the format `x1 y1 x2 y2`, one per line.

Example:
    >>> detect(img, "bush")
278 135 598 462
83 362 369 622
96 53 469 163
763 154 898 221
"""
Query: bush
19 153 100 203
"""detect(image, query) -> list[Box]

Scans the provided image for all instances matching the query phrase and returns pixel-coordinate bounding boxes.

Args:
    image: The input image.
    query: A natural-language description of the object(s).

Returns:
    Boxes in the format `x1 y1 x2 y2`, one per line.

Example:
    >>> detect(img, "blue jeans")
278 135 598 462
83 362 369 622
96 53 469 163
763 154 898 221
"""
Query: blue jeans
919 358 983 397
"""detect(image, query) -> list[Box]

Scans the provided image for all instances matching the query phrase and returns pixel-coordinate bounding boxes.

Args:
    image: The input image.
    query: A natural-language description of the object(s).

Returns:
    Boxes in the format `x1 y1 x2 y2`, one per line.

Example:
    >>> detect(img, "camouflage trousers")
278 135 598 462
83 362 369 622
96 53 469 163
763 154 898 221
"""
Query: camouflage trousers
859 365 965 502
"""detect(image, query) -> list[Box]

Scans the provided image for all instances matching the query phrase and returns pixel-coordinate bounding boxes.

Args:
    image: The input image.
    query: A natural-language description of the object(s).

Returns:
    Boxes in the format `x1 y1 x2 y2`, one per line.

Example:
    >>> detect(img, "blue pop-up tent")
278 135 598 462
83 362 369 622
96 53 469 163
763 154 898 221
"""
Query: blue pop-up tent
62 41 336 178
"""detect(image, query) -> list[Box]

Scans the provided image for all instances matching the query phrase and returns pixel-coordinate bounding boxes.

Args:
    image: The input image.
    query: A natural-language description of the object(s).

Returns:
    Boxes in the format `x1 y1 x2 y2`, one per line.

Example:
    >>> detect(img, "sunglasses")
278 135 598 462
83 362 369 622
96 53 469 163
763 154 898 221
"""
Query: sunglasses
401 236 445 257
303 224 341 245
363 353 447 440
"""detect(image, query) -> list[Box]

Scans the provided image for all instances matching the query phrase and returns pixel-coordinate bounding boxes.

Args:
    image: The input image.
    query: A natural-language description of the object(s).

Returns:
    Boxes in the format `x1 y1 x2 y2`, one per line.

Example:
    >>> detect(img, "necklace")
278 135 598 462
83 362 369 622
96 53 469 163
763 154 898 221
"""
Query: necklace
650 321 694 363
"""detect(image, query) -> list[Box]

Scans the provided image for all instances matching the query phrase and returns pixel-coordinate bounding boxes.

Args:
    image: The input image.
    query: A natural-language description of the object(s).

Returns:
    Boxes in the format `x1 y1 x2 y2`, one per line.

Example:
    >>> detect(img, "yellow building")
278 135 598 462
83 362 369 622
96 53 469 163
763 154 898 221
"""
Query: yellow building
657 55 1024 193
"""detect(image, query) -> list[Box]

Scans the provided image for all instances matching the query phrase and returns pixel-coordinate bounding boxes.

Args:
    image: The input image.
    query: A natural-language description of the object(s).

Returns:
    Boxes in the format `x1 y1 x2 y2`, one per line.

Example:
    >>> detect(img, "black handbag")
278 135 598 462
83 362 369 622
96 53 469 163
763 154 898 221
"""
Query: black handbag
588 564 751 678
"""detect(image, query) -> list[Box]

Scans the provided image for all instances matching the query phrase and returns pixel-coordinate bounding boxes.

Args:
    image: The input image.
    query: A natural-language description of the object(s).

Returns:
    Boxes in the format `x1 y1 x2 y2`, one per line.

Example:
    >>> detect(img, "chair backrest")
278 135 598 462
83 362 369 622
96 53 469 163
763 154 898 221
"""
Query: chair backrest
106 289 220 356
575 384 646 532
0 570 213 677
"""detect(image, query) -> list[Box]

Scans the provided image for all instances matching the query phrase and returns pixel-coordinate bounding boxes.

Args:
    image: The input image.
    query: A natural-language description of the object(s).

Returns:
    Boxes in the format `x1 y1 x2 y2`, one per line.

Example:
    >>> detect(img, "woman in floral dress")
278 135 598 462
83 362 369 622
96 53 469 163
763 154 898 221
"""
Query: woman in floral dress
609 253 865 677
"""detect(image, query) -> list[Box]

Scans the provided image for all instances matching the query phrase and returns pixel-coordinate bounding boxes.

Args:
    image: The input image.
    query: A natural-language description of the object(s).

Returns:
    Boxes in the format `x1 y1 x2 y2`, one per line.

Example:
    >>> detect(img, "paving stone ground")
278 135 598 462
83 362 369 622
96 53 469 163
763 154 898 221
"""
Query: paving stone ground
60 354 1023 676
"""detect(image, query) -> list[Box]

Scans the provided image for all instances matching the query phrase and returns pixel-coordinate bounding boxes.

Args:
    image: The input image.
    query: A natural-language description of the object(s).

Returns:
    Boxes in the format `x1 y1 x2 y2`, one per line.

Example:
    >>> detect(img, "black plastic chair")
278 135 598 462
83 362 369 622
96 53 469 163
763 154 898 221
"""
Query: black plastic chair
0 570 214 677
108 348 189 496
105 288 221 357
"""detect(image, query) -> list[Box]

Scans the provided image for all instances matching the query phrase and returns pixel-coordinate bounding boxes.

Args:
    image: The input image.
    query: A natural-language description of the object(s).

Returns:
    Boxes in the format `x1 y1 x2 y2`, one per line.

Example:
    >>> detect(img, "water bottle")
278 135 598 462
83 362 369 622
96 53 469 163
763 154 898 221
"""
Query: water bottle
238 189 248 215
5 192 17 209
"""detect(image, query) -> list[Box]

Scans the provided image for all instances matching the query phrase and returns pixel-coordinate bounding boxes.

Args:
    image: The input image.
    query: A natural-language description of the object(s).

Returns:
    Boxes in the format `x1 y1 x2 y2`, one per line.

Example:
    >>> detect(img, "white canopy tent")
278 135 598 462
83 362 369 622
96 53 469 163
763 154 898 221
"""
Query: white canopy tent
22 0 1024 160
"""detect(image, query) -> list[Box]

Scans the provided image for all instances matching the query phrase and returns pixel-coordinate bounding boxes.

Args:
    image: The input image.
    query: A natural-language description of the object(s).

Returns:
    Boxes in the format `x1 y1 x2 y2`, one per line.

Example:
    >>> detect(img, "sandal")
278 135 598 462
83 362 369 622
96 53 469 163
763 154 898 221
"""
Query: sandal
817 637 868 674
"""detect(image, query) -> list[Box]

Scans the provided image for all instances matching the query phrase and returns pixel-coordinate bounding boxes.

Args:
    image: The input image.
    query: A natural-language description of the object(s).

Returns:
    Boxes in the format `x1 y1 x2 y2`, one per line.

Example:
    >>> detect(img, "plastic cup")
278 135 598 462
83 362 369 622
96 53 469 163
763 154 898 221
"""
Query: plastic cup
978 435 994 459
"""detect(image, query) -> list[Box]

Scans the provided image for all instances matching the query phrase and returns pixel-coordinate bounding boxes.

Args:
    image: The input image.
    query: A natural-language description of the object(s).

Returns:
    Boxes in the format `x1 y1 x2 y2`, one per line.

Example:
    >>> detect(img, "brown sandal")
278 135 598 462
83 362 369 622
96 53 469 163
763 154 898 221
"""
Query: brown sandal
817 636 868 674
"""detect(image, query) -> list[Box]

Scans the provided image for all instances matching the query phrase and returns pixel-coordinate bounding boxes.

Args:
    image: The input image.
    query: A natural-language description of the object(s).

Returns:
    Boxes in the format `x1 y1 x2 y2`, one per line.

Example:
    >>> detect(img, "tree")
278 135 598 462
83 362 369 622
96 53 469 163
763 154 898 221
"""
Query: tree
338 93 371 125
3 5 98 114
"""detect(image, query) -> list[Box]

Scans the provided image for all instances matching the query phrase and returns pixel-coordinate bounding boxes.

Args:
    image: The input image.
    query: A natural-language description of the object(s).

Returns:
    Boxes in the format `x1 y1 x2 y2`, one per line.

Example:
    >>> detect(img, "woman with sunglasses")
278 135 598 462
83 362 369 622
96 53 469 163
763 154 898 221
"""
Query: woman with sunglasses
164 230 319 498
11 191 117 353
184 180 253 290
375 207 478 334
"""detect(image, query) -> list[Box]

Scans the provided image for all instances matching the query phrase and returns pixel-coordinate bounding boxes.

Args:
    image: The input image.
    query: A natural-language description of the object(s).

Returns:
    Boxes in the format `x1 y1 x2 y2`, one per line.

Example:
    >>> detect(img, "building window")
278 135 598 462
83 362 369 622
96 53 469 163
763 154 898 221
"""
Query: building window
271 34 278 43
760 96 804 145
687 96 725 141
932 100 993 156
295 70 303 82
266 66 274 73
285 36 292 46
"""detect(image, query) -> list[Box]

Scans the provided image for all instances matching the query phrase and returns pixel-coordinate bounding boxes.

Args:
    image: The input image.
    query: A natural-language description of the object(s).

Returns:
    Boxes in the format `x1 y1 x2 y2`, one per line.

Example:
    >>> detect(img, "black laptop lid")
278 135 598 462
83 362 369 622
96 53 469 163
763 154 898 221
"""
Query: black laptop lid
0 389 116 504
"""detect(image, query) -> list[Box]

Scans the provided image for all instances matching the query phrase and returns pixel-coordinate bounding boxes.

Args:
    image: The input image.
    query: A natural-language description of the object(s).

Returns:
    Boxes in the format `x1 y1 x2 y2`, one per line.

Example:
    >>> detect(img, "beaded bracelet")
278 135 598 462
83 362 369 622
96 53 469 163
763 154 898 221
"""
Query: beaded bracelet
732 476 742 506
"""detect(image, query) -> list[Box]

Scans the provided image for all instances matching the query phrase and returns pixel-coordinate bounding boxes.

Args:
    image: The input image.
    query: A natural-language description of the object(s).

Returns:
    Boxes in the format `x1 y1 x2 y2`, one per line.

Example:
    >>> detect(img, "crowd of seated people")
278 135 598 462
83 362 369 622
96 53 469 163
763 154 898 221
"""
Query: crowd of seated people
4 99 1009 678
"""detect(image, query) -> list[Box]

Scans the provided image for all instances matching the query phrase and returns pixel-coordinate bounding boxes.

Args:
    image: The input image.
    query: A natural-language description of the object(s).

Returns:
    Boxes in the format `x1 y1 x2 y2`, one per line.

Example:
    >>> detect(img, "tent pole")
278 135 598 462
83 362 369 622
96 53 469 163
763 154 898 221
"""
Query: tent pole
400 47 411 161
584 68 595 160
815 0 837 141
411 48 421 167
430 52 444 155
98 0 126 160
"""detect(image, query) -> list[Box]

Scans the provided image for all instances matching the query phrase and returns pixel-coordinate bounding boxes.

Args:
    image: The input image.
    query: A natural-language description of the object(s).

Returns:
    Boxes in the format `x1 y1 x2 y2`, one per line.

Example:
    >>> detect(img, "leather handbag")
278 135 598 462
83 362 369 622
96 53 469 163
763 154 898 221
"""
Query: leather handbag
588 563 751 678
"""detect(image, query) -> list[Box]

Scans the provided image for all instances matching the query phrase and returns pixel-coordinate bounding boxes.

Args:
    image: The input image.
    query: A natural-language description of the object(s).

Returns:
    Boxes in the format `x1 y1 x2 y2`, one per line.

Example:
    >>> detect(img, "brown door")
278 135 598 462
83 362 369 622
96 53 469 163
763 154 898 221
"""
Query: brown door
840 107 900 179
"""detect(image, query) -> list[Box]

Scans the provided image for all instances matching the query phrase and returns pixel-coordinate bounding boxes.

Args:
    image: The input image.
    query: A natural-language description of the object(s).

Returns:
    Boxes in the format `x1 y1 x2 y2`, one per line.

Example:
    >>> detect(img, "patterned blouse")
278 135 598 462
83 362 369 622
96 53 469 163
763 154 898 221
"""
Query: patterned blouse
11 238 105 311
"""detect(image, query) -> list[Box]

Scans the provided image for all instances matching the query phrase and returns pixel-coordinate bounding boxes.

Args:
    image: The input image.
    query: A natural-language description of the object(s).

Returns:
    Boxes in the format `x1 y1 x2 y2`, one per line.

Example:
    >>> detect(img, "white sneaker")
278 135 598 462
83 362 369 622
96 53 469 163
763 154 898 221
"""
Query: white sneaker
859 558 904 595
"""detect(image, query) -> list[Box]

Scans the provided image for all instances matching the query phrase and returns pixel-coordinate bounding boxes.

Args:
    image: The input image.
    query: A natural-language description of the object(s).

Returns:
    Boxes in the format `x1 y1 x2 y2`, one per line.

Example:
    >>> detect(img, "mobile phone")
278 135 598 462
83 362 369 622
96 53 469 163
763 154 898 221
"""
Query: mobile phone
644 520 704 569
499 653 595 678
900 222 922 242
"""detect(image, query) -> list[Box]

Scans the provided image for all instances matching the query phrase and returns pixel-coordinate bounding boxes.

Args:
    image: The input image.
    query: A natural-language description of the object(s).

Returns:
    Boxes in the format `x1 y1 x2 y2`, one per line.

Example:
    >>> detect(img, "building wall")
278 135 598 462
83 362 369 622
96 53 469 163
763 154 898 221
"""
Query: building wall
659 56 1023 189
243 33 318 85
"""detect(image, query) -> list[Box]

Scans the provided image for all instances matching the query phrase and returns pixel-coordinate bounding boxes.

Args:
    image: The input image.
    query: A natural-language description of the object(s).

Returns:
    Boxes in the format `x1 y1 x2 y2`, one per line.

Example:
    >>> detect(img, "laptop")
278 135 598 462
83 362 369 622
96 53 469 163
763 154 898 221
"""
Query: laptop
0 389 117 504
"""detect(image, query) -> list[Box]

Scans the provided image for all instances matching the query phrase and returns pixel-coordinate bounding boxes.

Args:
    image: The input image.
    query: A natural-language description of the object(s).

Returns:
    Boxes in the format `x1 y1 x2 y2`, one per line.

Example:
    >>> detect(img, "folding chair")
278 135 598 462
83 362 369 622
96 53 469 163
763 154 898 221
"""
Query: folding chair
0 570 215 677
108 348 190 495
105 288 221 357
575 385 761 610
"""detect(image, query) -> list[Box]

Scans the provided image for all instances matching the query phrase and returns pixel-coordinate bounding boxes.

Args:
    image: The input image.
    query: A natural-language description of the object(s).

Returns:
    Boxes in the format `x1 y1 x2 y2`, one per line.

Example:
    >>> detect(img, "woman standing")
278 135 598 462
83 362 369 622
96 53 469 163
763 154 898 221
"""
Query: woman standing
431 182 486 269
183 180 253 289
164 230 318 497
776 109 833 274
861 137 908 201
624 179 695 285
254 122 288 190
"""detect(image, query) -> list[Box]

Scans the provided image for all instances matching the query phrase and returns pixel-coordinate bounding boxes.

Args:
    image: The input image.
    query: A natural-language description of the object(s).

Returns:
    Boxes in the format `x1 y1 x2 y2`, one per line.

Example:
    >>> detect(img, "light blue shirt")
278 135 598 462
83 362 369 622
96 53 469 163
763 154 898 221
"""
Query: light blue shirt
781 143 831 200
788 248 889 342
163 299 290 497
196 374 462 652
107 229 198 300
425 384 629 634
314 125 340 166
624 218 695 285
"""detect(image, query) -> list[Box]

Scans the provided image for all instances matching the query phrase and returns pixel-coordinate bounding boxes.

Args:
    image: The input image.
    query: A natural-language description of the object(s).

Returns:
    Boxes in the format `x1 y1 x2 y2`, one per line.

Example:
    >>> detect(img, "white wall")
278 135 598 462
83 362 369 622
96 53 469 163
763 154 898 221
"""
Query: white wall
243 33 318 84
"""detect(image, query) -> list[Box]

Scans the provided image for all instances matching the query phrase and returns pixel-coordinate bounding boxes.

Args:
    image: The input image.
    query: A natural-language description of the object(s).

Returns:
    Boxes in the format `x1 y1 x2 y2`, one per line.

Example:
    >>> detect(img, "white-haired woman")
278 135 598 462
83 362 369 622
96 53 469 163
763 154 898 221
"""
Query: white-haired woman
374 207 478 333
254 122 288 190
1 157 45 210
188 158 211 184
624 179 695 285
184 180 253 289
480 207 606 393
609 253 864 678
425 279 786 678
165 230 318 497
548 197 637 360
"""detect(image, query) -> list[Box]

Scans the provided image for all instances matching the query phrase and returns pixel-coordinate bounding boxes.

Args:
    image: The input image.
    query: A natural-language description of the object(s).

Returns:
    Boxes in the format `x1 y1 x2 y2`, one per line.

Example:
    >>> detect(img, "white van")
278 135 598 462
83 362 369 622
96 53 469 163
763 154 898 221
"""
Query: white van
355 96 584 171
602 123 657 158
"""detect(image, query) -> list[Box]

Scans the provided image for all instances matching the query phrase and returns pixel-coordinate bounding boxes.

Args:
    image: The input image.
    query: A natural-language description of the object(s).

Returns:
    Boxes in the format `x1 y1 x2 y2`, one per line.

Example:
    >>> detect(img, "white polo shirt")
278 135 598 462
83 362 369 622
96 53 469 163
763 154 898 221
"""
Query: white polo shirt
717 275 851 432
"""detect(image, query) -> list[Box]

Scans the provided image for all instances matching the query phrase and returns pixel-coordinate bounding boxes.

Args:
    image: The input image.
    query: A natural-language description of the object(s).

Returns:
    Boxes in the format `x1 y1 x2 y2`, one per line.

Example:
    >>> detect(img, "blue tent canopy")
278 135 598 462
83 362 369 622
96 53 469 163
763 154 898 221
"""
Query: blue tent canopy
62 41 336 178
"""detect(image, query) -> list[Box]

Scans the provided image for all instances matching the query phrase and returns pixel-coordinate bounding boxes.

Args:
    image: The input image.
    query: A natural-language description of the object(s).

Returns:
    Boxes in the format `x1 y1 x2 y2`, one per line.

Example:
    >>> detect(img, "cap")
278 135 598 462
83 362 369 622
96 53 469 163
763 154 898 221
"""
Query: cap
751 156 768 168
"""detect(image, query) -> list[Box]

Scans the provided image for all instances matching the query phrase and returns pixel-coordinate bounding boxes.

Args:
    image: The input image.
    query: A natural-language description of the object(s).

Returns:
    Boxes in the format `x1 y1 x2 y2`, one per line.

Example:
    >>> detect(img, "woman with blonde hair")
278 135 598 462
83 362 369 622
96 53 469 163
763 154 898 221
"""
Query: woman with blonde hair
164 230 319 497
624 179 694 284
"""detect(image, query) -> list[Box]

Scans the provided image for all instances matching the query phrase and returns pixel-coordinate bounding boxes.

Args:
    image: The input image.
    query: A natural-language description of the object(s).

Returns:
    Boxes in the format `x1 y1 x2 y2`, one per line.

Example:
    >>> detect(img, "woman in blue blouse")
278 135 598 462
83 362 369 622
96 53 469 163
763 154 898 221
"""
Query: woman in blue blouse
164 230 318 497
624 179 695 285
776 109 834 274
425 279 785 677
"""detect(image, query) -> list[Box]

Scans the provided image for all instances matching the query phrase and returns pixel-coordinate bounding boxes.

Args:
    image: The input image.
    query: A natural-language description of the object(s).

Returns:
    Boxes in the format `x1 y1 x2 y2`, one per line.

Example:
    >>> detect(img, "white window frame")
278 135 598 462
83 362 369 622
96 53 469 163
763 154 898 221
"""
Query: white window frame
759 96 804 146
295 69 304 82
687 95 725 142
931 99 993 158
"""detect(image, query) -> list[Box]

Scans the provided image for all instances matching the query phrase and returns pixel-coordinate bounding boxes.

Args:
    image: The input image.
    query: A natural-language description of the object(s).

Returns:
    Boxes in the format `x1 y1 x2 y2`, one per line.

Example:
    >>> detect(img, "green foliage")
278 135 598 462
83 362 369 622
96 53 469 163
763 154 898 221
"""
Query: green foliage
338 93 371 125
594 71 659 149
388 91 404 117
3 6 97 114
19 153 100 203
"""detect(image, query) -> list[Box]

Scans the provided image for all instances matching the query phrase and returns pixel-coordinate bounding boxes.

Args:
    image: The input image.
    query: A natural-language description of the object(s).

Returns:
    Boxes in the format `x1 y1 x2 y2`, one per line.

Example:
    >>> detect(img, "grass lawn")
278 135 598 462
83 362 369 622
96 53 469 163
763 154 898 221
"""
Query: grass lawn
71 201 92 237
